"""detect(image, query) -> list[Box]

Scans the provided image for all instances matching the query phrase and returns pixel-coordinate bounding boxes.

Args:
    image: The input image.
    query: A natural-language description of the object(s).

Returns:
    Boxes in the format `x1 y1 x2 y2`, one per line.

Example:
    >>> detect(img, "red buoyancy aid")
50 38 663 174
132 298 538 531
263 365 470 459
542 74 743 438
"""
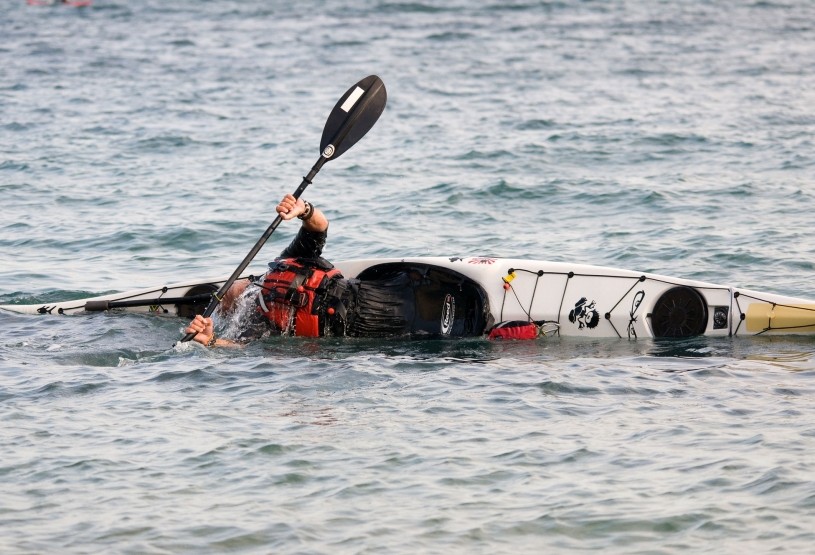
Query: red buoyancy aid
256 258 344 337
487 320 540 340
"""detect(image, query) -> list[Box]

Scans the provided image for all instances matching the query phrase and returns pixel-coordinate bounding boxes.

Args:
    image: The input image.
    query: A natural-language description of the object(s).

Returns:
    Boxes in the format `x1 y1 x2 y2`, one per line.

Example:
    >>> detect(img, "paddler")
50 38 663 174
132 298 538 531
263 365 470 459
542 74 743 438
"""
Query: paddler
184 194 498 346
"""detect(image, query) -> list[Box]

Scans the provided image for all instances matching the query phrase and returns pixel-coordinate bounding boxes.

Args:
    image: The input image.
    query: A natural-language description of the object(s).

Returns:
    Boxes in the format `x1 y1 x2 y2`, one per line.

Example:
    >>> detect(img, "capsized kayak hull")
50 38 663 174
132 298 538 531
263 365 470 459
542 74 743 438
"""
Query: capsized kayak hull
2 256 814 338
339 257 815 338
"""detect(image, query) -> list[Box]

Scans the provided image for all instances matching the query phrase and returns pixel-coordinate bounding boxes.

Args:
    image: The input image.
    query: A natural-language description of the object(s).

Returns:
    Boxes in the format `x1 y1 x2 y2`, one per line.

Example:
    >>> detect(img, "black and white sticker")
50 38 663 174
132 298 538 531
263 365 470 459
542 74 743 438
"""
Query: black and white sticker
441 294 455 335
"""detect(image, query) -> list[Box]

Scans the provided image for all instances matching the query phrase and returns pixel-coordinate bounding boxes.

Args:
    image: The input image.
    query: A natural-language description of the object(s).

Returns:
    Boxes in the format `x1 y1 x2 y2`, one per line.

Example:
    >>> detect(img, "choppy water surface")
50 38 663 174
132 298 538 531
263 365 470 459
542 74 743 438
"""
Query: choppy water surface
2 1 815 553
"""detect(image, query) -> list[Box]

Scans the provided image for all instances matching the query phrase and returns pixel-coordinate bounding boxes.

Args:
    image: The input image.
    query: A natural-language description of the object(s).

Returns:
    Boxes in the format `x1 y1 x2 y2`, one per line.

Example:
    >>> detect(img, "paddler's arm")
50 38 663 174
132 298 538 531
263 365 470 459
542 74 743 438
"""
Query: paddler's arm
276 194 329 259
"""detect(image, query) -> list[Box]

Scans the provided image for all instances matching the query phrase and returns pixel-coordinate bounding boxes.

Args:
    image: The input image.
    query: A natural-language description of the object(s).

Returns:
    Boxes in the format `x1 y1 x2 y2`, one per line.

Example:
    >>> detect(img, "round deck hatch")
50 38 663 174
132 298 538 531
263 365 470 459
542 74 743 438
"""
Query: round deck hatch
650 286 708 338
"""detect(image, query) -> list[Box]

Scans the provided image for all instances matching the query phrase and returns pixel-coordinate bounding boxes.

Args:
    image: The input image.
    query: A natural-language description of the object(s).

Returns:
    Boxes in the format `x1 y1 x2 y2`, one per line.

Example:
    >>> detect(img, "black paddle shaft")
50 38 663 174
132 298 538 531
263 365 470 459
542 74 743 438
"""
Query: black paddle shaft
180 75 387 343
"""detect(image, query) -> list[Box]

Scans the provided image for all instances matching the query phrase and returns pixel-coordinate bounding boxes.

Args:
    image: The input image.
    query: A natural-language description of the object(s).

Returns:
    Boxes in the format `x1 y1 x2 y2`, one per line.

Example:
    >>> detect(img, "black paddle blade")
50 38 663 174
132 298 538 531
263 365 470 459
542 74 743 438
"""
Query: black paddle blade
320 75 387 161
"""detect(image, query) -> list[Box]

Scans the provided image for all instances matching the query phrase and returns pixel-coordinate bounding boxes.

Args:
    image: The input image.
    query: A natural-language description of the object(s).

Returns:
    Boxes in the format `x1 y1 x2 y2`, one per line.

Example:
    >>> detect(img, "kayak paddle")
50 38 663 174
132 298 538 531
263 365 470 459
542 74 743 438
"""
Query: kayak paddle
180 74 387 343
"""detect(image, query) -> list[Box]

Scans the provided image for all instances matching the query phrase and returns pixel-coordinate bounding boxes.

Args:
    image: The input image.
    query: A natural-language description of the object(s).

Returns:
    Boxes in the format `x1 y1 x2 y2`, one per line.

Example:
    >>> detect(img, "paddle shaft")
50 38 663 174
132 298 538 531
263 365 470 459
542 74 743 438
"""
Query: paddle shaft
180 156 327 342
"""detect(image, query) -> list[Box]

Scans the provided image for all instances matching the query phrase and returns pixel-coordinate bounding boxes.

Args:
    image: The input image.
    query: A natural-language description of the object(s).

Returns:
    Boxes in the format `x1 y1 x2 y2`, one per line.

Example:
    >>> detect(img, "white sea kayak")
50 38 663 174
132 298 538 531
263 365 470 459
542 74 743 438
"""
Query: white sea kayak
2 256 814 338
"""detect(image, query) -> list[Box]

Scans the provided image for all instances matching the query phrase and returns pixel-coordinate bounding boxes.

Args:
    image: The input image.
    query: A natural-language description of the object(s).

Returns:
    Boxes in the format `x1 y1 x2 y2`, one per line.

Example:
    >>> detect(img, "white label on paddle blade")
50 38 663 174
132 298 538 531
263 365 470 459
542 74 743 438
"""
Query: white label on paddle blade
341 86 364 112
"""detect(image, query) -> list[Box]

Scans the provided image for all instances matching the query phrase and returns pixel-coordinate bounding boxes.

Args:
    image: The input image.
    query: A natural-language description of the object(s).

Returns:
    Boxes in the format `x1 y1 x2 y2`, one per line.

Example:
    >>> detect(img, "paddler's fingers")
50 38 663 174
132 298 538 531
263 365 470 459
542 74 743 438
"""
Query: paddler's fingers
185 314 204 330
276 194 304 220
185 315 212 334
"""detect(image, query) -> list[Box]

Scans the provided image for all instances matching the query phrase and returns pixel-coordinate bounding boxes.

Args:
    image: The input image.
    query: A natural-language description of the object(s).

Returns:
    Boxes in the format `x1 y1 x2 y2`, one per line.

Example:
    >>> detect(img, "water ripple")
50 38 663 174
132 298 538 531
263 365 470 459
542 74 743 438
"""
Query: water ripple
3 0 815 553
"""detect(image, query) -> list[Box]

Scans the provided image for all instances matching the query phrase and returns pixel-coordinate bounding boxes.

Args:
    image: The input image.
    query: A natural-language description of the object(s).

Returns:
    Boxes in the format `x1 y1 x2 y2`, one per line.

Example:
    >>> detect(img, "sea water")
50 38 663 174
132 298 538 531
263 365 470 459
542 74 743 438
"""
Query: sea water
1 1 814 553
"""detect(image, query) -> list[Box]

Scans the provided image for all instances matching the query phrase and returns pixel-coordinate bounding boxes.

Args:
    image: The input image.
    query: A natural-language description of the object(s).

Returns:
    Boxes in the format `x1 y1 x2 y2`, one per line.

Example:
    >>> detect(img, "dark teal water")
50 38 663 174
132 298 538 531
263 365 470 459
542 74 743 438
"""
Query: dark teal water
2 1 815 553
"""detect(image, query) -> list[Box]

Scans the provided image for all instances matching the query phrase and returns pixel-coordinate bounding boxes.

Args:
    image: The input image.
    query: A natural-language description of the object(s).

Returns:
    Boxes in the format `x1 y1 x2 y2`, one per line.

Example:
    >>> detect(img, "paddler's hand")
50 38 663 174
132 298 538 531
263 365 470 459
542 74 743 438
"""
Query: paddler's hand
276 193 329 232
276 194 306 221
185 314 215 347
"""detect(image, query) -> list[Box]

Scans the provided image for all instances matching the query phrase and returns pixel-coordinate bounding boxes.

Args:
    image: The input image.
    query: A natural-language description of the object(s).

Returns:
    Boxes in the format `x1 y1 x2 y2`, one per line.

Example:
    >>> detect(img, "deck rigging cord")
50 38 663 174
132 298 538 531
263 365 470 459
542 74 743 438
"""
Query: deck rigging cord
495 266 815 338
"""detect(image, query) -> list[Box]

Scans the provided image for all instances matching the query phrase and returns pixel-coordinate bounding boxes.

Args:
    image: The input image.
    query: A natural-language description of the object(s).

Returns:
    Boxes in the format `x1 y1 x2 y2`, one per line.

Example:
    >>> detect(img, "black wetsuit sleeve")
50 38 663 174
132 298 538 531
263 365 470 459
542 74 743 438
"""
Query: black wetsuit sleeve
279 226 327 259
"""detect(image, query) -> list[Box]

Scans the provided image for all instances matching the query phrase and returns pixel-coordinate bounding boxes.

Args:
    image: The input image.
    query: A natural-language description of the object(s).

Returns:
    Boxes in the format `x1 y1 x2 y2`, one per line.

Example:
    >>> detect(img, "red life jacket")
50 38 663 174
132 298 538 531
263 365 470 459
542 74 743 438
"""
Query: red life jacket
256 258 343 337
